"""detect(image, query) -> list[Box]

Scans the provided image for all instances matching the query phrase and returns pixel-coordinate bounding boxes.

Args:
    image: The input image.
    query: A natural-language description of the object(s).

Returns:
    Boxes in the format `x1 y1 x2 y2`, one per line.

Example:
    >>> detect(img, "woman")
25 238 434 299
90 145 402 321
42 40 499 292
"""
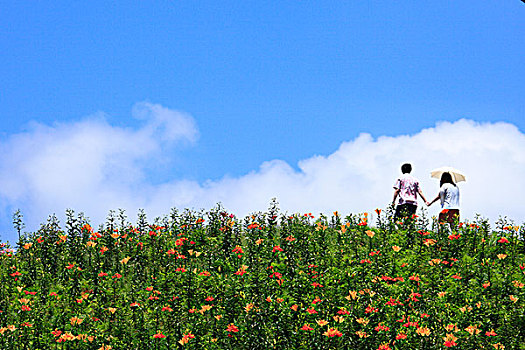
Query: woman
428 172 460 224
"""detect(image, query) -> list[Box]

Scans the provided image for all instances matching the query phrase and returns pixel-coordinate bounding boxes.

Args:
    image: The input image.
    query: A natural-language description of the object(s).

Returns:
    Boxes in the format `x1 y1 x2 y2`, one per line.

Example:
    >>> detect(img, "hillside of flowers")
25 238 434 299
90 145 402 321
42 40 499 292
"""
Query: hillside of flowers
1 202 524 350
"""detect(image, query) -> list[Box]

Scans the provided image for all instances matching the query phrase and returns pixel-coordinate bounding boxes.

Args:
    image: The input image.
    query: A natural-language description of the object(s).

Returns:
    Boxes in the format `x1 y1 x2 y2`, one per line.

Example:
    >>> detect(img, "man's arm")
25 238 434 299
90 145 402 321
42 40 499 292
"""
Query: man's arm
417 188 429 206
392 188 400 205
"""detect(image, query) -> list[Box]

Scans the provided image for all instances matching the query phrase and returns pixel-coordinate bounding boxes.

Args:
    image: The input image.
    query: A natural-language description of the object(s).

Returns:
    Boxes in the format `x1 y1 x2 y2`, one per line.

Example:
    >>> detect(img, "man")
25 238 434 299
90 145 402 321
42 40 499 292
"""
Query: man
392 163 429 220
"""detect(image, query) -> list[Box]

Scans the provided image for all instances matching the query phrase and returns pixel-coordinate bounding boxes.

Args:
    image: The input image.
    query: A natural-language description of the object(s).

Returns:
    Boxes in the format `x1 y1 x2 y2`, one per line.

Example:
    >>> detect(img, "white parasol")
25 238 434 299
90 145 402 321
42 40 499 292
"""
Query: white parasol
430 166 466 183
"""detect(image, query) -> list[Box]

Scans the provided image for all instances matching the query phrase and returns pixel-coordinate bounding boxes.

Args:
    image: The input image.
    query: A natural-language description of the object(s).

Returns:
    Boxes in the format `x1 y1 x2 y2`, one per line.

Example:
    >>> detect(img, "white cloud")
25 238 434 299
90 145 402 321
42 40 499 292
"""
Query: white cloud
1 108 524 242
0 103 198 239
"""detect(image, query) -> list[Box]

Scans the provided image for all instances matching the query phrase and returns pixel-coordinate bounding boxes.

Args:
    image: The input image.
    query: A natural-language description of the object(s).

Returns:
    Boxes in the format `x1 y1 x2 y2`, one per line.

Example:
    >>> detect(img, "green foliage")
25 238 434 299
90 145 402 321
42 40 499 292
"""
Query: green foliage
0 207 524 349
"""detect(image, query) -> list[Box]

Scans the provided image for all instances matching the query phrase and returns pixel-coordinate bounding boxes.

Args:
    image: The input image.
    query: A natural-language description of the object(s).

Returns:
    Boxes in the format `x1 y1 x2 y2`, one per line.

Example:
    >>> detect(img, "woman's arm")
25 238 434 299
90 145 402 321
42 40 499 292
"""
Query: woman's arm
427 194 440 206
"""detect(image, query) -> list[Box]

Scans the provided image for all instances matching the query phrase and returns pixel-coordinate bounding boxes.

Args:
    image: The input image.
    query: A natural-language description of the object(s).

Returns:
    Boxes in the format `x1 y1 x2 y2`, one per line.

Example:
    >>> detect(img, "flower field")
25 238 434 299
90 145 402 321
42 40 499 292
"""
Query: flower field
1 203 524 350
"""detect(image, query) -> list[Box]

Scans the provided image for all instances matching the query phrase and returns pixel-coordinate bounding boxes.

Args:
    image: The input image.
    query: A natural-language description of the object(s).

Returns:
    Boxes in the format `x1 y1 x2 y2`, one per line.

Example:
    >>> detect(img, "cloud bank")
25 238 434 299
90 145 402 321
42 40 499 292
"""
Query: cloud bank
1 103 524 241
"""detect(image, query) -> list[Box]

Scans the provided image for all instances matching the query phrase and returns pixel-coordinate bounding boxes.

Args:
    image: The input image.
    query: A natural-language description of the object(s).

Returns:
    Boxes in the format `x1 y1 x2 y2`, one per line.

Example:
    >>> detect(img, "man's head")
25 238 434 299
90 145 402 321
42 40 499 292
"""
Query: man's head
401 163 412 174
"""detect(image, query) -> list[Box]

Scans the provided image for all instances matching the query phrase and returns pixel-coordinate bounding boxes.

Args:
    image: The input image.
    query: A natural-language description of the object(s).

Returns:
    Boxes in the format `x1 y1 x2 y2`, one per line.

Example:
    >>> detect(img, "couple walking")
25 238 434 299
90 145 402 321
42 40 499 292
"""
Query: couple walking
392 163 460 224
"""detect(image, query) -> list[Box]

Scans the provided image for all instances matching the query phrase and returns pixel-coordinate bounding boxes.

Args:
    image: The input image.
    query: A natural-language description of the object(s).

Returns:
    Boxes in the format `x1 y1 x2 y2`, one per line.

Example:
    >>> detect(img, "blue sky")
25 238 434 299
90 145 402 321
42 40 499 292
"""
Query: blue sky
1 1 524 241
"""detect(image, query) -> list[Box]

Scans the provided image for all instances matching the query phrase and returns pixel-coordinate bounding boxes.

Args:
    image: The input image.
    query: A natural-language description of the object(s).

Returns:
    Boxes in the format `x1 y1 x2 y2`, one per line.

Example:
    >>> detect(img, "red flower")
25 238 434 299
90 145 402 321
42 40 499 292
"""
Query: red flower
409 275 420 282
300 324 314 331
375 324 390 332
270 272 283 279
272 245 283 253
485 329 497 336
385 297 403 306
407 292 422 302
226 323 239 333
234 269 247 276
365 305 379 313
153 333 166 339
306 308 318 314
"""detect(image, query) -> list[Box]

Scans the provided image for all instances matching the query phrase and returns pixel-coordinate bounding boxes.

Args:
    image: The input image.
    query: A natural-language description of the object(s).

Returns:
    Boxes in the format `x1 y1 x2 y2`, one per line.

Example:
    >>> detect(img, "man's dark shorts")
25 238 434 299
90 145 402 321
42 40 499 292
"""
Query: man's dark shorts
394 203 417 220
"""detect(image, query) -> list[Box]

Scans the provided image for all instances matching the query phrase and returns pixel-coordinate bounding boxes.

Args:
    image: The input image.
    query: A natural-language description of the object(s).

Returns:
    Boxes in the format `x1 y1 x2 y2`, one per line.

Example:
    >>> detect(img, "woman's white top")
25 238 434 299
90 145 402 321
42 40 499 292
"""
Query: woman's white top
439 183 460 210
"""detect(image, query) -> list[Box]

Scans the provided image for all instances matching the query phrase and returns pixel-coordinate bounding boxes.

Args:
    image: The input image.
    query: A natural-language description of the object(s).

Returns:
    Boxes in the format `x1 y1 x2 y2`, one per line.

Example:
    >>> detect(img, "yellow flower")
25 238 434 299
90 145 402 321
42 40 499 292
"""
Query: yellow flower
315 222 327 231
423 239 436 246
316 319 329 326
444 324 459 332
509 295 518 303
333 315 344 323
365 230 375 238
438 291 447 298
459 306 472 313
416 327 431 336
392 245 401 252
108 307 117 314
443 333 458 342
245 303 254 313
199 304 213 314
70 316 84 326
429 258 441 266
120 256 131 264
464 325 481 335
497 254 507 260
346 290 358 300
512 280 524 288
355 318 369 326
